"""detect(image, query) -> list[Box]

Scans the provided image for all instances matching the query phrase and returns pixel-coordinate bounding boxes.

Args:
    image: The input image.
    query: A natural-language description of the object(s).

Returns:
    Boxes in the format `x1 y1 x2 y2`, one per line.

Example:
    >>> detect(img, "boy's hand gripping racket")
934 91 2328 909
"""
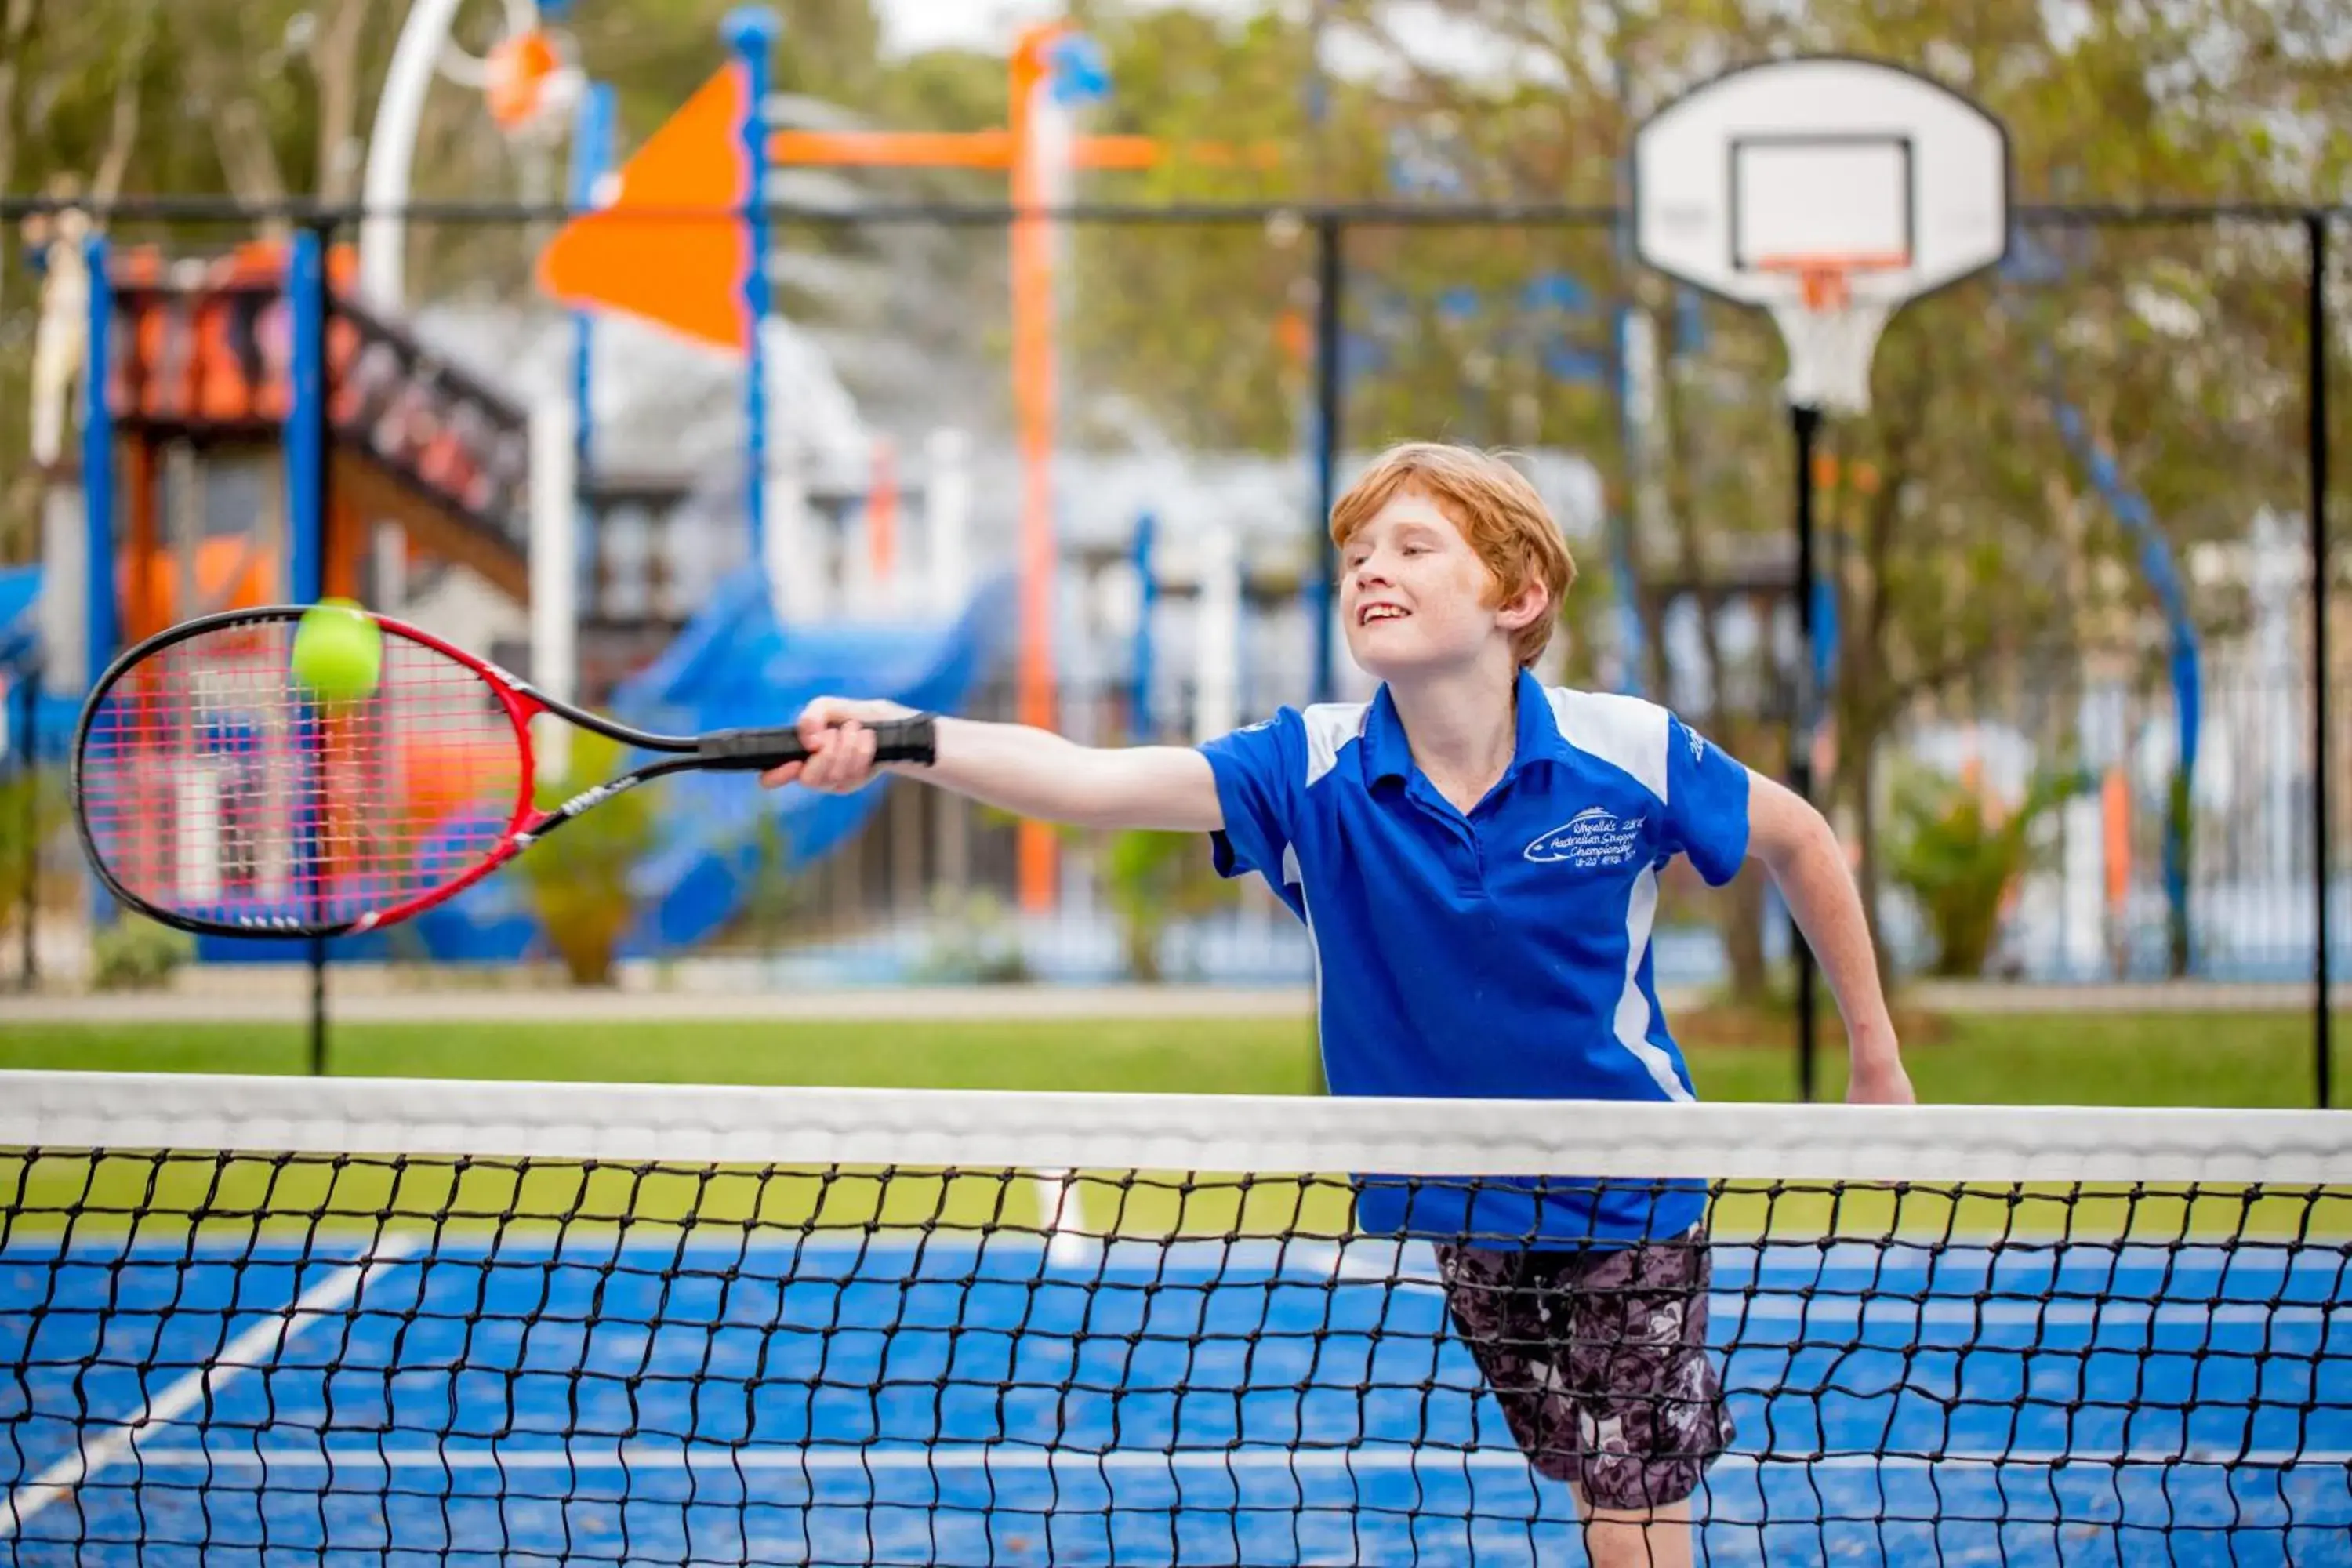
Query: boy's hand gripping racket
70 605 936 938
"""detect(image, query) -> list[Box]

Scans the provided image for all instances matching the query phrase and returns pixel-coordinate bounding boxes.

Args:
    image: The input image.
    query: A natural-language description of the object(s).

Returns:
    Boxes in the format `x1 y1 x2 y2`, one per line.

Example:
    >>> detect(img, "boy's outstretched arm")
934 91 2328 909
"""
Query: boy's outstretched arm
1744 770 1916 1105
758 696 1225 833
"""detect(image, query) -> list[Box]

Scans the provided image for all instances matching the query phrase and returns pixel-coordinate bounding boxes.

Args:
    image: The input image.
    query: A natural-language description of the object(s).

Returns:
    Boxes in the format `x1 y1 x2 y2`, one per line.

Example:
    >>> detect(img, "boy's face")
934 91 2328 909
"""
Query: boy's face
1338 488 1534 681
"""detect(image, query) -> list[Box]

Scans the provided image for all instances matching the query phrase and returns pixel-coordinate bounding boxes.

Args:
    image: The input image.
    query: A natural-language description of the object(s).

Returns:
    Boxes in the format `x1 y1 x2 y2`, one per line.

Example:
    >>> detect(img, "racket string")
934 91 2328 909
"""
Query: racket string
79 619 528 928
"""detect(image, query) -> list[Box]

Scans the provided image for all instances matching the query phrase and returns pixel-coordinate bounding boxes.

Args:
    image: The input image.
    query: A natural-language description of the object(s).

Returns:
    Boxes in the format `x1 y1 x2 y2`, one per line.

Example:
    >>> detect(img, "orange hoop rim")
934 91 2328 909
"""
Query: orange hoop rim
485 27 579 135
1753 251 1911 310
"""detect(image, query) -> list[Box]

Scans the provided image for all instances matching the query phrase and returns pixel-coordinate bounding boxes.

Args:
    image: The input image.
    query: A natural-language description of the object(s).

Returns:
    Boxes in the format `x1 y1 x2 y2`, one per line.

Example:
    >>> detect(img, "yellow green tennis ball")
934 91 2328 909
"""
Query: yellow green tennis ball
290 598 383 703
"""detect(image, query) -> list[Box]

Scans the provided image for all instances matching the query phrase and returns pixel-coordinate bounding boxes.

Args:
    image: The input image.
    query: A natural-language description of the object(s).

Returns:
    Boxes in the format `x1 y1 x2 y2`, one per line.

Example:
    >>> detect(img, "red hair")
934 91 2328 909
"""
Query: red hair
1330 443 1577 668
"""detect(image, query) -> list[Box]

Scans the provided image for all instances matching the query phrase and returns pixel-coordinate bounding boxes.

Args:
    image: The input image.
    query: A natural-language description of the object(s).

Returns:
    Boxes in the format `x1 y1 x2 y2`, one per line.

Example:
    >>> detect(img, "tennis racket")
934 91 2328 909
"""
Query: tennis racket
71 604 936 938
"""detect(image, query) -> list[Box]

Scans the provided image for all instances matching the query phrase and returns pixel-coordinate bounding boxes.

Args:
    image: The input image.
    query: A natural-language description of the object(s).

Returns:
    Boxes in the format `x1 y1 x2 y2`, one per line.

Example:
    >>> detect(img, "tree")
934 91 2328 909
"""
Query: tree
1053 0 2346 996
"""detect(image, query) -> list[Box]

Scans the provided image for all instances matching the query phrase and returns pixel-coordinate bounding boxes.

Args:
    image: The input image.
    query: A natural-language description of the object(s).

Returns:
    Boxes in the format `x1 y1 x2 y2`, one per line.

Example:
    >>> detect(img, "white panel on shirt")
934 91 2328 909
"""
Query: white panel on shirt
1301 702 1370 789
1544 688 1670 804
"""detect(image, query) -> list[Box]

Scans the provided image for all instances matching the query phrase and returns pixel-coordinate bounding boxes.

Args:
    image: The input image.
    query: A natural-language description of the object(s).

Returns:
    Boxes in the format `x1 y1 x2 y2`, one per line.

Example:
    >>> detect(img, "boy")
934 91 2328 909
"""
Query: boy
763 442 1913 1566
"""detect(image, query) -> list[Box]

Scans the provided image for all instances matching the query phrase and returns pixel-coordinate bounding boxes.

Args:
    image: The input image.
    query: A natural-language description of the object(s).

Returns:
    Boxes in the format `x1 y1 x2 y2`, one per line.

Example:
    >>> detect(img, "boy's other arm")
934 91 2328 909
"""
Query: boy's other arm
759 696 1225 833
1743 768 1915 1105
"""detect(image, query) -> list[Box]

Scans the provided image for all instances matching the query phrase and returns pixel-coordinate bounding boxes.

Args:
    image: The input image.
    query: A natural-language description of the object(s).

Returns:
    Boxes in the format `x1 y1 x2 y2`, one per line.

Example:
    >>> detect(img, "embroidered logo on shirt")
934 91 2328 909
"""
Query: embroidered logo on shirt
1524 807 1646 869
1683 722 1708 764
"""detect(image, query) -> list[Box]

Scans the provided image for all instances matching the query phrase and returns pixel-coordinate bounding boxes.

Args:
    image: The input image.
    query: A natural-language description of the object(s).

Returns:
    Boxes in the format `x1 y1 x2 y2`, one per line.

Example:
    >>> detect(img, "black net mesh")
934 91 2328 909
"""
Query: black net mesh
2 1075 2347 1565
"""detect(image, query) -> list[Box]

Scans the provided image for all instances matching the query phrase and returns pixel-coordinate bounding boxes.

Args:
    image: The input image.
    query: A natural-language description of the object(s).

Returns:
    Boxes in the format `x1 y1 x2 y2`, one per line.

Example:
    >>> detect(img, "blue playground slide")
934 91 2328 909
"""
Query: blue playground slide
197 568 1013 965
0 566 82 763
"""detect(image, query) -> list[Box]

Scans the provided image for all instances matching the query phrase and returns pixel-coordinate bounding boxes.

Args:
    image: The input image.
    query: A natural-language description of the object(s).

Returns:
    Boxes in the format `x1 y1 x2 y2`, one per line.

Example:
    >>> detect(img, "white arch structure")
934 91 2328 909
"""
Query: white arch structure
358 0 570 310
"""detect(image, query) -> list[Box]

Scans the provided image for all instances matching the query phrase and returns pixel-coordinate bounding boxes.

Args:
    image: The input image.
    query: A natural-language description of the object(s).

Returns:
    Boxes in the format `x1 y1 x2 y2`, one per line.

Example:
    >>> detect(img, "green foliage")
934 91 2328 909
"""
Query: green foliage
1098 827 1239 983
514 731 654 986
913 887 1034 985
739 810 808 957
0 765 69 931
89 913 194 991
1886 764 2094 978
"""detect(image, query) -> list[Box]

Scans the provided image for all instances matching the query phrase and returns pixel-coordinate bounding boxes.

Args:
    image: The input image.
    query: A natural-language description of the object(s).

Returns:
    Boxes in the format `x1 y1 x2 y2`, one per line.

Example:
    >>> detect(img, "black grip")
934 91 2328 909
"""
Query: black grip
694 714 938 771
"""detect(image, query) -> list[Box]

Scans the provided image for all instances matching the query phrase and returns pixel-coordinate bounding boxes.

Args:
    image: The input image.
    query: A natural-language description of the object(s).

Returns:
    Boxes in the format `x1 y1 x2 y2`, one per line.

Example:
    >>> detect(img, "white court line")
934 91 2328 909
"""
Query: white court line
1717 1298 2340 1329
1279 1243 2339 1329
114 1444 2346 1473
0 1238 419 1540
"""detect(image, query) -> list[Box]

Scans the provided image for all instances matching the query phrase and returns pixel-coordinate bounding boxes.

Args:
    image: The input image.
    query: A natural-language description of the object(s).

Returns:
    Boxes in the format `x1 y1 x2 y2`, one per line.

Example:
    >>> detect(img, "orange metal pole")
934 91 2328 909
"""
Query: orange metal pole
124 440 158 641
769 129 1015 169
748 53 1285 916
325 485 361 602
868 437 898 593
1009 31 1058 913
767 128 1279 173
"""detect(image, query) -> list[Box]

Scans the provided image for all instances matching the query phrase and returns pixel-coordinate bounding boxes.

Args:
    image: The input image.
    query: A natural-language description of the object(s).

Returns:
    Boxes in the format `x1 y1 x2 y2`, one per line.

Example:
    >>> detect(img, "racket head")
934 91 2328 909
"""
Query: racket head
72 606 540 938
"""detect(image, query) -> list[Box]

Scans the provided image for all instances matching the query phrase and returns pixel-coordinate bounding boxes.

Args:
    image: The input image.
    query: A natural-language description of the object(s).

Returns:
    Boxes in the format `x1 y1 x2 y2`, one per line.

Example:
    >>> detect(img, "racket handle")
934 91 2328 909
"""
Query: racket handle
695 715 939 770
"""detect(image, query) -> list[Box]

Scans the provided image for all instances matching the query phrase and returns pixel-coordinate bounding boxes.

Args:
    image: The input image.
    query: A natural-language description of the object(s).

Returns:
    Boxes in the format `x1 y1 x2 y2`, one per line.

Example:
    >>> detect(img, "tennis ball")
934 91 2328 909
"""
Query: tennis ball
290 598 383 704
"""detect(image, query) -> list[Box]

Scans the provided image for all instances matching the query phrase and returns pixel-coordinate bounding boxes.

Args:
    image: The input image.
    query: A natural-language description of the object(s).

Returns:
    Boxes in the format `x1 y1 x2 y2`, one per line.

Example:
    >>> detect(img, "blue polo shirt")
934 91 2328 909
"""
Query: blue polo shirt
1199 667 1751 1250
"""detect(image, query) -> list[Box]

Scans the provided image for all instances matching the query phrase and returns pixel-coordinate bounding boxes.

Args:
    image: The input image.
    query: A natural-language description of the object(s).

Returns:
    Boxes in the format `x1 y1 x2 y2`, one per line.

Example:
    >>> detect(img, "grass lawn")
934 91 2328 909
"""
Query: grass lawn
0 1007 2342 1106
5 1009 2343 1243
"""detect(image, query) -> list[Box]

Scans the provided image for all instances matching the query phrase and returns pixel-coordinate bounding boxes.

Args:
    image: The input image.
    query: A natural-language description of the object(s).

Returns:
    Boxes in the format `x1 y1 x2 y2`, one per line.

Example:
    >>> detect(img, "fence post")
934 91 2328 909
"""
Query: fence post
2308 211 2333 1109
289 220 332 1075
14 663 34 991
1791 405 1824 1102
1312 213 1345 706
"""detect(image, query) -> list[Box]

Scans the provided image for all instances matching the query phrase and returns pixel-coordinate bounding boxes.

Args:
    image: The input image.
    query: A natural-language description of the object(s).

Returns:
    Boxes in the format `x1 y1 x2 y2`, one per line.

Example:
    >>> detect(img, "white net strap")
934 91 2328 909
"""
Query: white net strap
2 1069 2346 1186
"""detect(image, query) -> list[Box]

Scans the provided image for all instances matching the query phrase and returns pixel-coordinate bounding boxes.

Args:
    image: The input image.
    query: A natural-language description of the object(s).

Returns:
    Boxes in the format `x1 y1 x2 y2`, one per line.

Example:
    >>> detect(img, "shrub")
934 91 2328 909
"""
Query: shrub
514 731 655 985
1098 828 1238 983
90 913 194 991
1886 763 2093 978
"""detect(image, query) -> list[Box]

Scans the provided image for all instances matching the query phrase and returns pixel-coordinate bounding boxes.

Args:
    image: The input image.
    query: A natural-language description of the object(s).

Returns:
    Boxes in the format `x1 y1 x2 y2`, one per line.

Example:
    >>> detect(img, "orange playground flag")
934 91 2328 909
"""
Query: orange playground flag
535 65 750 352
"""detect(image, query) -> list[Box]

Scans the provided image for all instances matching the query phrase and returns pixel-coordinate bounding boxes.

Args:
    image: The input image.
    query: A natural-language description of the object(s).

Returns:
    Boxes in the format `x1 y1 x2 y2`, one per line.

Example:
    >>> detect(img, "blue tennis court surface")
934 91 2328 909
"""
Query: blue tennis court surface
5 1233 2347 1566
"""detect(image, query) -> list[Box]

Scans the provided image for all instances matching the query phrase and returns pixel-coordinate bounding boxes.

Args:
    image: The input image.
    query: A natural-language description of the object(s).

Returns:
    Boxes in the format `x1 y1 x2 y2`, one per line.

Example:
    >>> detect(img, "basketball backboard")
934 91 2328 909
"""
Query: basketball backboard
1630 56 2011 412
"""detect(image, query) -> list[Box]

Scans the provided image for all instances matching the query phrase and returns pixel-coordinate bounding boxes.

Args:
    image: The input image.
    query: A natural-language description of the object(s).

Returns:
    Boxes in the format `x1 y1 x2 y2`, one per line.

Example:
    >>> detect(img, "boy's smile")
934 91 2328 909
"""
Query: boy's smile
1338 488 1536 681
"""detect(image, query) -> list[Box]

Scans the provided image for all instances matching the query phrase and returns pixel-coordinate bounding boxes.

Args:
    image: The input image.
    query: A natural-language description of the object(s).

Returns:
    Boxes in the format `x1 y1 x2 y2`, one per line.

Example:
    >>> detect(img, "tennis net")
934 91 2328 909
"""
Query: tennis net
2 1069 2346 1566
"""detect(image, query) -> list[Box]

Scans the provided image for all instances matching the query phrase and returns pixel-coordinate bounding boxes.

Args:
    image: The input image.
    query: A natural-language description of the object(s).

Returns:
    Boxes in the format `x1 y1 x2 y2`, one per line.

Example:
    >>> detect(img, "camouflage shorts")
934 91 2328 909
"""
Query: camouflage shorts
1434 1225 1735 1512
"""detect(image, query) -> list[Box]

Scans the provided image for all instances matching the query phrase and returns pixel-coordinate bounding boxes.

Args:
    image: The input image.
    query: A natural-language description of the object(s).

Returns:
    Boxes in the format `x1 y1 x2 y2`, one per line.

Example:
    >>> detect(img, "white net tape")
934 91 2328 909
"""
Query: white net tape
4 1070 2347 1187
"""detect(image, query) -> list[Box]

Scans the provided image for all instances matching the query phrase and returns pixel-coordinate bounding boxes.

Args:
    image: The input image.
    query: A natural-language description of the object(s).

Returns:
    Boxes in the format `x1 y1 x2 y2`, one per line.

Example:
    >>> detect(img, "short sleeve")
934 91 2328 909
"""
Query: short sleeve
1196 710 1305 884
1663 714 1750 885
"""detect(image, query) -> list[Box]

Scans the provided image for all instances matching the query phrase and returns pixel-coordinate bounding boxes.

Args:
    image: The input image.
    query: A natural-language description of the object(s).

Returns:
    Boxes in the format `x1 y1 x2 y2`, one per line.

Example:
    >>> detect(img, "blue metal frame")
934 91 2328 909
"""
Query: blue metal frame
569 82 616 613
285 229 326 605
2047 383 2201 949
2002 233 2201 960
80 234 115 688
1130 511 1156 740
724 9 779 603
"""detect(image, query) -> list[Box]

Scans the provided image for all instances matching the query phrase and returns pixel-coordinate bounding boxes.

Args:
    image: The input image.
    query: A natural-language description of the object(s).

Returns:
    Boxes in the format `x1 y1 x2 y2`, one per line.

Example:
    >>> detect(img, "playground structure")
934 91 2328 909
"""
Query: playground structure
535 9 1293 911
7 2 1327 974
15 218 1011 966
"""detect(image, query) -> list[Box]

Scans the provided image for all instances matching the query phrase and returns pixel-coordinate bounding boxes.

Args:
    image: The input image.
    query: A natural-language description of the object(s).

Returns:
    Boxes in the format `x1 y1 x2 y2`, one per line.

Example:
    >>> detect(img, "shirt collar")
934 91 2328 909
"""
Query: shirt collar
1362 666 1568 786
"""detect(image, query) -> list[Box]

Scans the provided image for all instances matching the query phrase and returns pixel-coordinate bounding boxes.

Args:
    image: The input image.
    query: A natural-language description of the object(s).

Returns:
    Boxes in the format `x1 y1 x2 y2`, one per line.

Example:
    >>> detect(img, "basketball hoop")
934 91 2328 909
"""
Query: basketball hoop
1755 252 1908 415
1628 57 2011 417
483 28 582 143
1626 56 2015 1081
432 2 583 147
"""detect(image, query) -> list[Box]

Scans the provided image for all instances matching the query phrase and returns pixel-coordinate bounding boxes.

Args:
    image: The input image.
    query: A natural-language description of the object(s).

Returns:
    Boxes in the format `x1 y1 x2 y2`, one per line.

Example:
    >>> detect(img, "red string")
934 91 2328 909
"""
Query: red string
79 620 527 927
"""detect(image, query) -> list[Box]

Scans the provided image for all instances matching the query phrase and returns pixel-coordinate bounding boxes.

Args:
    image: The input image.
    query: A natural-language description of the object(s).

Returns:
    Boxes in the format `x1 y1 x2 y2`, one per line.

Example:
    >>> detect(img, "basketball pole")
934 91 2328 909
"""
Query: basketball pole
15 659 35 991
1624 55 2013 1107
2307 212 2332 1111
1790 402 1822 1102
